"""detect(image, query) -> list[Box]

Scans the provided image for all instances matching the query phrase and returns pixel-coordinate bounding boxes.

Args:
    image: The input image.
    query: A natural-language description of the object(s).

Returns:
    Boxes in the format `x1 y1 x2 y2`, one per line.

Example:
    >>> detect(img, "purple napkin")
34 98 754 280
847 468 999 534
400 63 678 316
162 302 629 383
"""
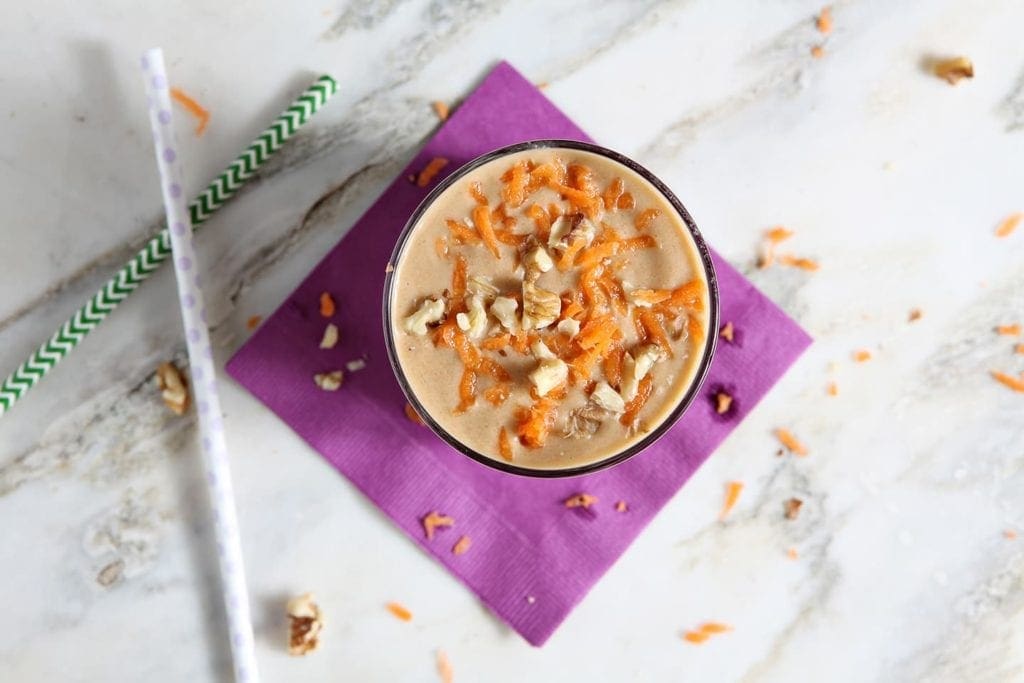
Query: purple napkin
227 61 811 646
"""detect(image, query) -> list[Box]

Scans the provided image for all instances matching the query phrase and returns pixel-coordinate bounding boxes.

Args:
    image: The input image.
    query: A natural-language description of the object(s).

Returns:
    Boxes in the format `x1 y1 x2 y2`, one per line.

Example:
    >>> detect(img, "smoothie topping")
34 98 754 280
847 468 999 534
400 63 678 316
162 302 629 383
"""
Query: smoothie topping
404 298 445 336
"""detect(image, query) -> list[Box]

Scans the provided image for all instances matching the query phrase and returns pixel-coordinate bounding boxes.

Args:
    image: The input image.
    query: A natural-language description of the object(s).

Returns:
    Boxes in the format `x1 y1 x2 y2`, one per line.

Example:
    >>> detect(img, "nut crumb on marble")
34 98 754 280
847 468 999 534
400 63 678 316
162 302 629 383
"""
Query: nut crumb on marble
815 5 832 34
775 428 808 456
313 370 343 391
155 362 189 415
96 559 125 587
320 323 339 349
345 358 366 372
452 535 472 556
287 593 323 656
784 497 804 520
422 511 454 540
932 56 974 85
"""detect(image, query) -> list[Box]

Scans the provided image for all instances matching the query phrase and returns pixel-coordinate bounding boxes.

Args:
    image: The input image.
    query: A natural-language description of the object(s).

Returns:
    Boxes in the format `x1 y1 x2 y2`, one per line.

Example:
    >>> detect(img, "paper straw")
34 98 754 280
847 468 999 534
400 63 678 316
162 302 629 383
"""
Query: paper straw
141 48 258 683
0 73 338 418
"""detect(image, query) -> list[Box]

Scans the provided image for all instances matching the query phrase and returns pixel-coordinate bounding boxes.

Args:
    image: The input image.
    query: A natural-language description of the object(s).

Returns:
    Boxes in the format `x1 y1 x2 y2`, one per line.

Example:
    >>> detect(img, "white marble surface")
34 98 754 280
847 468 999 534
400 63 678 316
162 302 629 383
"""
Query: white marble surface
3 0 1024 680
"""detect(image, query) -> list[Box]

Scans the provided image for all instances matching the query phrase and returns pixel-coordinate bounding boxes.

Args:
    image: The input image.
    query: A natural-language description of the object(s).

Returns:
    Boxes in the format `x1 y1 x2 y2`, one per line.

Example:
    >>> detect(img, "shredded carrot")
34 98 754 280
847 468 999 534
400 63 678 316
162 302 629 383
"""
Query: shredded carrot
170 87 210 136
525 204 552 242
603 345 624 388
561 299 585 321
996 324 1021 337
775 428 808 456
634 208 659 231
637 310 673 357
617 192 635 210
715 392 733 414
568 163 597 194
481 333 510 351
477 357 510 381
421 511 454 539
509 331 532 355
700 622 732 635
246 315 262 330
386 602 413 622
996 213 1023 238
719 481 744 520
683 631 710 644
469 180 488 205
991 370 1024 393
432 100 450 121
405 402 426 426
720 321 734 342
630 289 672 306
575 240 621 269
564 493 598 508
445 218 481 244
319 292 336 318
484 382 511 406
435 236 449 259
454 368 477 414
603 177 624 210
827 381 838 396
416 157 449 187
451 254 468 304
683 622 732 645
777 254 820 271
436 650 454 683
620 375 654 426
516 397 558 448
471 205 501 259
810 44 825 59
816 5 832 34
786 547 799 560
498 427 513 461
654 280 704 315
502 161 528 207
852 349 872 362
452 535 472 556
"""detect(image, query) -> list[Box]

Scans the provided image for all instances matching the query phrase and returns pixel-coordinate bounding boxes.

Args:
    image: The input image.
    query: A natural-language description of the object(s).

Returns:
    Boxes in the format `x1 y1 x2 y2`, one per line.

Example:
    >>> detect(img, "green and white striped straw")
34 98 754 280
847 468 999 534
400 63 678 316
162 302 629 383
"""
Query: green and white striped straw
0 74 338 418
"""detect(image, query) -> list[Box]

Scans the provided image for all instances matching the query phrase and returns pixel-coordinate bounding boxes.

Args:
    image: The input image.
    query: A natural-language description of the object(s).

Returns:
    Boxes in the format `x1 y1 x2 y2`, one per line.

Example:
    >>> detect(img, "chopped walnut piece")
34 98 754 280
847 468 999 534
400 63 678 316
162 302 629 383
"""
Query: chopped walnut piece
422 511 454 540
620 344 665 401
320 323 339 349
529 358 568 397
346 358 366 372
522 281 561 330
467 275 500 298
591 381 625 414
490 296 519 330
564 402 608 439
403 298 445 336
156 362 190 415
720 321 734 342
525 245 554 274
715 391 733 414
455 295 488 339
784 498 804 520
452 535 472 556
615 500 628 513
564 493 598 508
933 56 974 85
557 317 581 337
432 100 450 121
287 593 323 656
246 315 262 330
313 370 343 391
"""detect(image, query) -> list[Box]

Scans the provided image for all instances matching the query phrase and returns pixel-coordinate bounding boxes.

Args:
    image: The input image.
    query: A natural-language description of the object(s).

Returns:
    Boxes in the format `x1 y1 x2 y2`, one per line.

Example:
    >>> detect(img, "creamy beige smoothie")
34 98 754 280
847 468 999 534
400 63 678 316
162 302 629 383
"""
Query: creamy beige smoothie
389 146 712 471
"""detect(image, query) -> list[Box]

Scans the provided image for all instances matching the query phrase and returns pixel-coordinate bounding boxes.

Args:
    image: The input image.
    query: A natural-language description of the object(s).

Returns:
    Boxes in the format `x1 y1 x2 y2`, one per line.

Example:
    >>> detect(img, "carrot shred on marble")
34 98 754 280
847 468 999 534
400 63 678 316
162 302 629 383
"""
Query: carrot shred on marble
766 226 794 243
777 254 820 271
432 100 450 121
386 602 413 622
811 45 825 59
852 349 872 362
246 315 262 330
786 547 800 559
995 212 1023 238
991 370 1024 393
170 87 210 136
319 292 336 318
816 5 833 34
683 622 733 645
827 381 838 396
436 650 454 683
416 157 449 188
776 428 808 456
995 324 1021 337
719 481 744 520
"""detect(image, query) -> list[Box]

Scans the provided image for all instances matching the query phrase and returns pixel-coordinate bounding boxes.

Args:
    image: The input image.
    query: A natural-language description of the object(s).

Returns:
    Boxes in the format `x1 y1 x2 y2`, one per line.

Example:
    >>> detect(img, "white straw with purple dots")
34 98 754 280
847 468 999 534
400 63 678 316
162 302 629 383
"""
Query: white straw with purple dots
141 48 259 683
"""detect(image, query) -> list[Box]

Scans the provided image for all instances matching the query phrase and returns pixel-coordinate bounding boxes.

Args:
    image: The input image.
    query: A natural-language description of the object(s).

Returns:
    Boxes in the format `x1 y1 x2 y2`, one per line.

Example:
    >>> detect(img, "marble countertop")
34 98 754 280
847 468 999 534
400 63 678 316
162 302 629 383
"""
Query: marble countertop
3 1 1024 680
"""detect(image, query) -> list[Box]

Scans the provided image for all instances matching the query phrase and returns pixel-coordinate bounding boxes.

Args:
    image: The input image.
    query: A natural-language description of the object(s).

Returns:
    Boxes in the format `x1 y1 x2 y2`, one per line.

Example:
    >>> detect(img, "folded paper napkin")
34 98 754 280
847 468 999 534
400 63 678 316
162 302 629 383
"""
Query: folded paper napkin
227 61 811 646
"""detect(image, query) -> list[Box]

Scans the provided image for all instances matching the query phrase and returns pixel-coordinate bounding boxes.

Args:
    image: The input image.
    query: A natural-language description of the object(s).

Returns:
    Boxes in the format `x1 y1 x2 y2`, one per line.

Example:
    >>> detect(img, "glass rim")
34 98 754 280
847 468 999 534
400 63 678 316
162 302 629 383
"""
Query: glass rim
382 139 720 478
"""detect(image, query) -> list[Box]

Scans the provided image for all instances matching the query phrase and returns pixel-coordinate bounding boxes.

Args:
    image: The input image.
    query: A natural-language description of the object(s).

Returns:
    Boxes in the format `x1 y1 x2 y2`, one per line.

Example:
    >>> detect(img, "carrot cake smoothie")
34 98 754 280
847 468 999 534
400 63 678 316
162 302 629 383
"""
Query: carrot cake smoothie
387 143 715 472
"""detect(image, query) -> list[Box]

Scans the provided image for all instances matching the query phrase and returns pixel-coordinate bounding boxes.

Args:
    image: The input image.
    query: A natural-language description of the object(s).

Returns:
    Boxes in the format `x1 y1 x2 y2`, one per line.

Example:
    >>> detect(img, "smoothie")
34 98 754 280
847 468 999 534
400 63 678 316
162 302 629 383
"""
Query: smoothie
388 144 713 472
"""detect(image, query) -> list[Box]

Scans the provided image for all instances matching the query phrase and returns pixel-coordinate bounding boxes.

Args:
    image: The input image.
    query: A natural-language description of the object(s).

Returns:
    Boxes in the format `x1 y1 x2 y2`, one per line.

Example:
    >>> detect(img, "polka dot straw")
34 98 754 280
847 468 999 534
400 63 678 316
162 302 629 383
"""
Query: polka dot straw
141 48 259 683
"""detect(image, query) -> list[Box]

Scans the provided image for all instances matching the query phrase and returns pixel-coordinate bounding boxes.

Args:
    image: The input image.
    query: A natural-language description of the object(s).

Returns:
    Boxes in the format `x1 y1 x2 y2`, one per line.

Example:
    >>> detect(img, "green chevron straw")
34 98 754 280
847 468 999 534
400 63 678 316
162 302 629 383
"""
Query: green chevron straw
0 74 338 418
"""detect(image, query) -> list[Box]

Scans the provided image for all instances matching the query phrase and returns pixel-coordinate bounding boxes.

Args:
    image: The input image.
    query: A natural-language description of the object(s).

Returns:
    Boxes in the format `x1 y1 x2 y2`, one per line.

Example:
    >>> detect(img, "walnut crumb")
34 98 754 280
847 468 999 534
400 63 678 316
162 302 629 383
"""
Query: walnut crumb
156 362 190 415
287 593 323 656
784 498 804 520
313 370 343 391
933 56 974 85
715 392 733 414
422 511 454 540
908 308 922 322
452 535 472 556
720 321 734 342
320 323 339 349
564 493 598 509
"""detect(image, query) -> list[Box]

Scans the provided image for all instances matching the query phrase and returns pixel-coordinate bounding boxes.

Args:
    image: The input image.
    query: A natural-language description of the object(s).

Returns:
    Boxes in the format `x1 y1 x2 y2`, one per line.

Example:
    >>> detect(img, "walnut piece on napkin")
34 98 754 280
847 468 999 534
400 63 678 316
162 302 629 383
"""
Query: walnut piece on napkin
155 362 189 415
286 593 323 656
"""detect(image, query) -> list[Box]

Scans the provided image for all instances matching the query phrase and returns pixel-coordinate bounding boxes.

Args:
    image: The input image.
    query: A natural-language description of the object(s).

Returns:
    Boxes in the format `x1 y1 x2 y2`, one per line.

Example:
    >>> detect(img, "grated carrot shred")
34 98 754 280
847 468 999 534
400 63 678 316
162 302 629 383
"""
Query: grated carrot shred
170 87 210 136
564 493 598 508
637 309 673 357
452 535 472 556
436 650 454 683
621 235 657 252
766 226 794 243
786 547 799 560
246 315 262 330
416 157 449 187
620 375 654 426
498 427 514 461
445 218 481 245
634 208 659 231
777 254 820 271
719 481 744 520
484 382 511 406
617 192 635 210
811 45 825 59
450 254 468 304
991 370 1024 393
454 368 477 414
526 204 552 242
557 236 588 271
827 381 838 396
516 397 558 448
1016 344 1024 355
472 205 501 259
603 177 624 210
996 213 1023 238
502 161 528 207
683 631 710 644
319 292 336 318
852 349 872 362
386 602 413 622
481 333 510 351
816 6 832 34
435 236 449 259
575 241 621 269
776 428 808 456
469 180 488 205
603 345 624 388
421 511 453 539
